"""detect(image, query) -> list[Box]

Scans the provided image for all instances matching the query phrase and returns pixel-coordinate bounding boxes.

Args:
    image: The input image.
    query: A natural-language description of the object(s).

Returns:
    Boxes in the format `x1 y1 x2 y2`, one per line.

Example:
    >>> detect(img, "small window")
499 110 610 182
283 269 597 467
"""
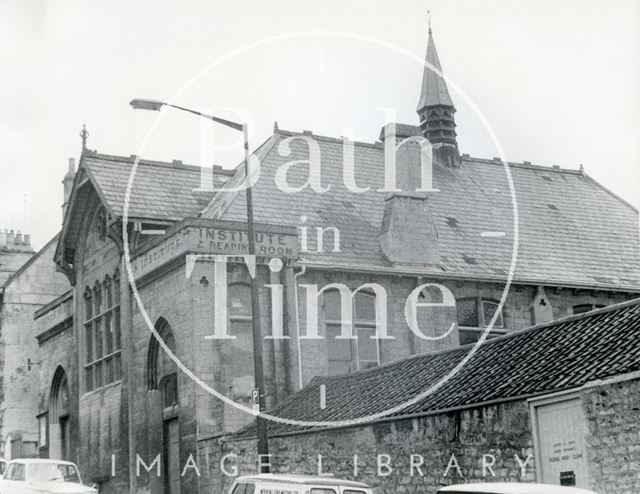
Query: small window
457 297 506 345
13 463 26 481
4 463 15 480
231 483 254 494
344 491 367 494
311 489 337 494
38 413 48 448
573 303 606 315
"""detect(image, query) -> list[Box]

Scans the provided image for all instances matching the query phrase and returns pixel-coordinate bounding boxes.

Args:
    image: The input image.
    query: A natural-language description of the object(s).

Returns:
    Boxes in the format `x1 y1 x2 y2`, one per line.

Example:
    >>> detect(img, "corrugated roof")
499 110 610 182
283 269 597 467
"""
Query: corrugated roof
233 298 640 439
202 128 640 291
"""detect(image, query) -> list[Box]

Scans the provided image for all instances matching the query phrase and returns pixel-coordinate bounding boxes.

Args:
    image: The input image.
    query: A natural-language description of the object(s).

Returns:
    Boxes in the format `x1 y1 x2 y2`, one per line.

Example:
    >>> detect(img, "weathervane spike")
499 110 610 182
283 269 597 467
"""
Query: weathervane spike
427 9 432 35
80 124 89 152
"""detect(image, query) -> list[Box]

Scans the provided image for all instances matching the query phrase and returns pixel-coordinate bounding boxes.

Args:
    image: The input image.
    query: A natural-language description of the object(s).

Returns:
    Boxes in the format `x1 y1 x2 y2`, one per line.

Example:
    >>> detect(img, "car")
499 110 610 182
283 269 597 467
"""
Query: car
437 482 598 494
0 458 97 494
227 473 374 494
0 458 7 477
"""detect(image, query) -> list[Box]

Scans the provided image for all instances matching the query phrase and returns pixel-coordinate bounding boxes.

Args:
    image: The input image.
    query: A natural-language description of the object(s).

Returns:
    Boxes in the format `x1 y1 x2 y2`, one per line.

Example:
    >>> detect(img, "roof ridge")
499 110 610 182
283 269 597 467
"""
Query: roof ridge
461 156 584 174
276 128 382 149
83 152 235 176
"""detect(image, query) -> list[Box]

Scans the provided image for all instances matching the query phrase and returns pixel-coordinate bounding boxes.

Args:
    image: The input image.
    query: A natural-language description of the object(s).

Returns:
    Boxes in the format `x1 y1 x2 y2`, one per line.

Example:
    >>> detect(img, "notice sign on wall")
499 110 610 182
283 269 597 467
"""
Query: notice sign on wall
131 218 298 279
532 397 589 489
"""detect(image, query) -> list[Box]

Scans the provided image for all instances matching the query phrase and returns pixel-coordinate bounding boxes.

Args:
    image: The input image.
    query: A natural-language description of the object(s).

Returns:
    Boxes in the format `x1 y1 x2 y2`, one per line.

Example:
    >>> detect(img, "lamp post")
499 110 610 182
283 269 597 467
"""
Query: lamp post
129 98 270 471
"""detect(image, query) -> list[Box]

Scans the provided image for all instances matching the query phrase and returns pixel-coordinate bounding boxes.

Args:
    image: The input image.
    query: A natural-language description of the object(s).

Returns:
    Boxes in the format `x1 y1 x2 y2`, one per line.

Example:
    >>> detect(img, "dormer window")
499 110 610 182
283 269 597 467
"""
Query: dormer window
457 297 506 345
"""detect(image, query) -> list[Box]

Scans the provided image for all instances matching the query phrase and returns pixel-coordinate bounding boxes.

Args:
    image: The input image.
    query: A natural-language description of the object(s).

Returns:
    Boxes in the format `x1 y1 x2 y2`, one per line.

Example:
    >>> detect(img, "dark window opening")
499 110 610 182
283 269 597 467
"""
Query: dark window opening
457 297 506 345
573 303 606 315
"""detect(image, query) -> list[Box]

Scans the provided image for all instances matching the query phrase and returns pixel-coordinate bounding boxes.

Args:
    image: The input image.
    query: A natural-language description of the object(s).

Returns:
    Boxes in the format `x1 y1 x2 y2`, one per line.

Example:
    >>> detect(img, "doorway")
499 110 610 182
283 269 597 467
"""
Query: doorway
49 367 70 460
162 418 180 494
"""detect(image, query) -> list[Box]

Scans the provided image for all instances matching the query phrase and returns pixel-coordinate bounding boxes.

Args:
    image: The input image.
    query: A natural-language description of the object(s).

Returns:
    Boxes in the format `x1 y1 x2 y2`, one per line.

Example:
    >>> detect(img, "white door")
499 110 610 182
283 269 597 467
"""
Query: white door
533 397 589 488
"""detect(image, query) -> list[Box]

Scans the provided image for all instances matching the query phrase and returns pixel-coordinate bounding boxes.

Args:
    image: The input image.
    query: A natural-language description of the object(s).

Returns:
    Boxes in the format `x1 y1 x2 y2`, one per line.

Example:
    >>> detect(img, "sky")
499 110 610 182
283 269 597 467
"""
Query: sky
1 0 639 250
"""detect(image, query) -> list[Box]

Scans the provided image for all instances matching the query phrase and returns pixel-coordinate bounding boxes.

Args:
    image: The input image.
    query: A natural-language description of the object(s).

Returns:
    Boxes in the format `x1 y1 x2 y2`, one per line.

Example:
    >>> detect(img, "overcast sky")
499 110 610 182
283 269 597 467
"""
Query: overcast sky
1 0 639 250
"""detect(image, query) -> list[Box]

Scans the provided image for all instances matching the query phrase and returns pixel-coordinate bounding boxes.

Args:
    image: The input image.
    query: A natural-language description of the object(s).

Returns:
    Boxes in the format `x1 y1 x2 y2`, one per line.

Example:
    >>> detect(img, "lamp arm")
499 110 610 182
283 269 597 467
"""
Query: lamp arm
165 103 243 131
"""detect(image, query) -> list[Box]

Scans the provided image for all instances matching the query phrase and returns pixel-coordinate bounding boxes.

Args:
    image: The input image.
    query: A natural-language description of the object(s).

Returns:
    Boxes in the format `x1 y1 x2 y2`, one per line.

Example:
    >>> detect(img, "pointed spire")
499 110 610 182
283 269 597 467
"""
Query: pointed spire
416 16 460 167
417 19 454 110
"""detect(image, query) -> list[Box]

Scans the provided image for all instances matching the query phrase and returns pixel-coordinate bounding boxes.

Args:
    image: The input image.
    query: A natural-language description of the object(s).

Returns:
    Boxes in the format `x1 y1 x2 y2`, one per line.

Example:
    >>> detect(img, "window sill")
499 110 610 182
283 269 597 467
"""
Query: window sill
81 379 122 398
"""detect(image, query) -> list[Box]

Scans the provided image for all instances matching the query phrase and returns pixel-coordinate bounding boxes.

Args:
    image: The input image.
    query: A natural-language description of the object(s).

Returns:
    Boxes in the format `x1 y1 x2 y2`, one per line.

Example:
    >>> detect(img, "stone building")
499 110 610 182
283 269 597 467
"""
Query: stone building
218 299 640 494
0 235 71 459
27 24 640 494
0 159 76 458
0 230 34 286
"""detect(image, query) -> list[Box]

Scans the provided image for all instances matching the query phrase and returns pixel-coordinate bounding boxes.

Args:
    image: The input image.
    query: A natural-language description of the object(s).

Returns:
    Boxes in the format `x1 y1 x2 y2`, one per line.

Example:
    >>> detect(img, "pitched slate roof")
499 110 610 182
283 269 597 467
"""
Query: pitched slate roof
417 29 454 110
202 128 640 291
81 152 233 221
233 298 640 439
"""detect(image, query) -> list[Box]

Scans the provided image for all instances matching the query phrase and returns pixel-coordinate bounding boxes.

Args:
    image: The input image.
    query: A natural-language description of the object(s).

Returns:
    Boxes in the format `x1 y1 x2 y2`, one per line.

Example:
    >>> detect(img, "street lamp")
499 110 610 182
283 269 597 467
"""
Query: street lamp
129 98 270 471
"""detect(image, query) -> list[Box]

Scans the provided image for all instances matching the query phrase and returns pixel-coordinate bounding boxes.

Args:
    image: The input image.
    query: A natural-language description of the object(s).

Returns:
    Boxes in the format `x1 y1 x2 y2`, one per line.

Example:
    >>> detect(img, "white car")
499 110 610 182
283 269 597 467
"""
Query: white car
0 458 97 494
437 482 598 494
228 473 374 494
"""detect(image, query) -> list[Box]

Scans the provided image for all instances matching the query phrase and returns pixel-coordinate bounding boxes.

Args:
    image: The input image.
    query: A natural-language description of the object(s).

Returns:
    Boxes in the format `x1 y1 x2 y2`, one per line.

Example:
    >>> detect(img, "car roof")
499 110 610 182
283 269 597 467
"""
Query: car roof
438 483 597 494
7 458 77 466
236 473 370 488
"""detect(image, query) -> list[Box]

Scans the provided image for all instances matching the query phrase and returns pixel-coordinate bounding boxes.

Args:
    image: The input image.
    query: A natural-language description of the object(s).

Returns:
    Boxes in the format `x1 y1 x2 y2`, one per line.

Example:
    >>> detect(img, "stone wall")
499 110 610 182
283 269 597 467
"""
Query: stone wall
198 400 535 494
0 238 69 458
194 376 640 494
583 374 640 494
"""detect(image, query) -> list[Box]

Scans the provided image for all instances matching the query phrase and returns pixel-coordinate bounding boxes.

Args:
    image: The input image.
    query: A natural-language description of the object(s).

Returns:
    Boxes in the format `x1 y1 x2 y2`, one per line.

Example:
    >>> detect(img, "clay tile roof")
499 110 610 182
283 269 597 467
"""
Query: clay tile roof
202 128 640 291
233 299 640 439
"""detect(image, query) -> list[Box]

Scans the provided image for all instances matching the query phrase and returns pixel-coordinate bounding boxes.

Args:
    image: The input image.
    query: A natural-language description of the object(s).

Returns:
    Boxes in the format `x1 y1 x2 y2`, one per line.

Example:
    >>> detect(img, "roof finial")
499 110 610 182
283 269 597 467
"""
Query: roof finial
80 124 89 152
427 9 432 36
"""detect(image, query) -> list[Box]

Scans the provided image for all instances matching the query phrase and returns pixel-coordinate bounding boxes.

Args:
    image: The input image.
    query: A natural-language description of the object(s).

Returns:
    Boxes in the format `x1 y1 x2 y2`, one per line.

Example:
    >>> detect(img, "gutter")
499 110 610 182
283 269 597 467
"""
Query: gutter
294 260 640 294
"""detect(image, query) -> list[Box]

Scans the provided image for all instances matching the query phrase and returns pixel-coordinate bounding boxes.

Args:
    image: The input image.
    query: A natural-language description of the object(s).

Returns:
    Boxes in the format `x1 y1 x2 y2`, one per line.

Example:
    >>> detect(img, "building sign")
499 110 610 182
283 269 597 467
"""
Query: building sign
531 396 589 489
131 218 298 280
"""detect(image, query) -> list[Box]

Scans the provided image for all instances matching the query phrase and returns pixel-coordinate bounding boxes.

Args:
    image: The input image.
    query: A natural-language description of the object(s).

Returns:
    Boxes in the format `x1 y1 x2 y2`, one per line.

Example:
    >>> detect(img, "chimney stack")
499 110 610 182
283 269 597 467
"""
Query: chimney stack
379 140 440 266
62 157 76 221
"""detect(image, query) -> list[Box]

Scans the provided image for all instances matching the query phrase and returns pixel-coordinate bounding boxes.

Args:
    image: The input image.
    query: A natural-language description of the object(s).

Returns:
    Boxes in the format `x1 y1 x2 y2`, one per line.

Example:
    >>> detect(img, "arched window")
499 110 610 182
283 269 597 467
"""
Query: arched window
84 271 122 392
457 297 506 345
50 366 69 422
323 290 381 374
147 318 178 409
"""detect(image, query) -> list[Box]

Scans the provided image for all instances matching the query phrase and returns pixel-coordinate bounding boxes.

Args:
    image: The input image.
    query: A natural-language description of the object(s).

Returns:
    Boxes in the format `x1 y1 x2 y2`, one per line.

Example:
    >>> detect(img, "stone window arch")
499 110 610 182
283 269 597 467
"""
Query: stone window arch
49 366 70 460
147 318 178 409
